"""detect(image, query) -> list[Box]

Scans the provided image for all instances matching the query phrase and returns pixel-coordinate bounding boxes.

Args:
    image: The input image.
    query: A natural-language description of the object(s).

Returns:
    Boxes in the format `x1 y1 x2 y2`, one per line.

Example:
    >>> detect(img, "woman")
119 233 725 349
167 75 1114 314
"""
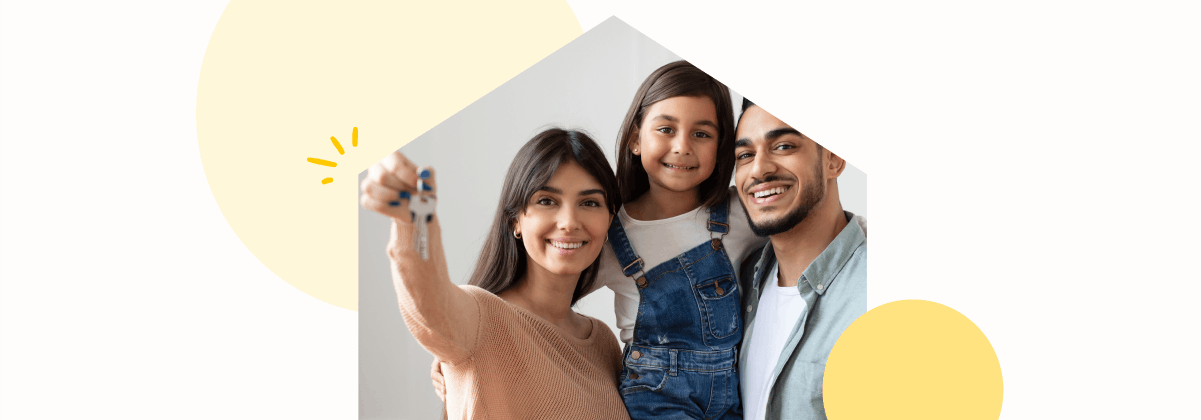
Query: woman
360 128 631 420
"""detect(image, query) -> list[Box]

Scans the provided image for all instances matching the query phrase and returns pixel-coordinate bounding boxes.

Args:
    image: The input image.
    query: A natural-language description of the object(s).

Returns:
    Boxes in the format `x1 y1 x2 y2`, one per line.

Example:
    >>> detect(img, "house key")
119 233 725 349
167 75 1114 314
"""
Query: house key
410 176 436 260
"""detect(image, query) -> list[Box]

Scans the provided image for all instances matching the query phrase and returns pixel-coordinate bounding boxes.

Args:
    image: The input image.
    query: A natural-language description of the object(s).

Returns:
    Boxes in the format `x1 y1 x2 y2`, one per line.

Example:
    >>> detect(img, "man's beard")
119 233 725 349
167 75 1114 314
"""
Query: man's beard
744 161 826 237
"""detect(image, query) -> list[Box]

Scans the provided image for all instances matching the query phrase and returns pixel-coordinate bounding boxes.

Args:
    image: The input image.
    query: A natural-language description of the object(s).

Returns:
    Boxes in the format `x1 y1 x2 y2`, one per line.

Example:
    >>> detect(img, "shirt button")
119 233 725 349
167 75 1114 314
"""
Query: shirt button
746 305 753 313
631 350 641 360
816 284 824 291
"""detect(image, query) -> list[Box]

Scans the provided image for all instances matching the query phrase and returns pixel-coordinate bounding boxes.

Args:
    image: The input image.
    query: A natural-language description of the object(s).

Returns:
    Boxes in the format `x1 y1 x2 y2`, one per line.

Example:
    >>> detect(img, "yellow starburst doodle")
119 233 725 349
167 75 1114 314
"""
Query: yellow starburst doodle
307 127 358 184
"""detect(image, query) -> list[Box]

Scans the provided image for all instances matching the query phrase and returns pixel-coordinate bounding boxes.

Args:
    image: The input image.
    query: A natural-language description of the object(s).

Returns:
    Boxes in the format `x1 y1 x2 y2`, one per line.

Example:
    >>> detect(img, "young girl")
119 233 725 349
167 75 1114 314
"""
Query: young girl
592 60 766 419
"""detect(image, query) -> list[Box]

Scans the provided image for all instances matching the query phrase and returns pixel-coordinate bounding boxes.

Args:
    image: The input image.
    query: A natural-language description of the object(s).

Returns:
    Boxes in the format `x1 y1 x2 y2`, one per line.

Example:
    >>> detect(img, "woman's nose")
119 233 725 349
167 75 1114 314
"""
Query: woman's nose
558 206 582 231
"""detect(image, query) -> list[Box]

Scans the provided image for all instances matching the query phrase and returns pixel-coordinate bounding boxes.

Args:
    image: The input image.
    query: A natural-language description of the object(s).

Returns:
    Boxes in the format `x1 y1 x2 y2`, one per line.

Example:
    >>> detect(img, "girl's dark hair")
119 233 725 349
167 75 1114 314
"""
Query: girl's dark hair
615 60 736 208
468 128 620 305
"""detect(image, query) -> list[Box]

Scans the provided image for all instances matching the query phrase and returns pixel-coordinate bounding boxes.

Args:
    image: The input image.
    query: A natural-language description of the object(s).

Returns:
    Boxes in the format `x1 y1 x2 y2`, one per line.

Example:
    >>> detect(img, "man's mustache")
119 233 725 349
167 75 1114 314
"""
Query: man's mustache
743 175 796 193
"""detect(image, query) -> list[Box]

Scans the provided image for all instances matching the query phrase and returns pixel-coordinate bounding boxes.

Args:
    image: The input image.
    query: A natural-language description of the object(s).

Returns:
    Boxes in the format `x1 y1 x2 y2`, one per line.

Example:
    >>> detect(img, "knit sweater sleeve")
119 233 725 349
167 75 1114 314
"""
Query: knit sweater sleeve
398 284 481 365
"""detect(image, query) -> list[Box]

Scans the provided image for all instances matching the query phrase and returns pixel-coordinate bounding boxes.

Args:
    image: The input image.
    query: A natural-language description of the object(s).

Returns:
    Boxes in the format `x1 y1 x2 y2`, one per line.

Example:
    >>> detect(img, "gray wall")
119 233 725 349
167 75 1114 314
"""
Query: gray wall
359 17 866 419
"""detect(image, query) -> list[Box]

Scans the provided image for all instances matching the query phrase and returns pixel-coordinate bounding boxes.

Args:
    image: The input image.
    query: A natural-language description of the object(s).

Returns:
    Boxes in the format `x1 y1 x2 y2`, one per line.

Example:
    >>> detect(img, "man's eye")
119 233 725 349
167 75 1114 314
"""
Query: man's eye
775 144 795 151
736 152 753 160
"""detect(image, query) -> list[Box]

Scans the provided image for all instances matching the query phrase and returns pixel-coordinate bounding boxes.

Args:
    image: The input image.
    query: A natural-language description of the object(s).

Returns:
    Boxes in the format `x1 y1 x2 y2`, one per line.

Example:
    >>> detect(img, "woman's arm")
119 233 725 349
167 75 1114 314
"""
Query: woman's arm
361 151 480 362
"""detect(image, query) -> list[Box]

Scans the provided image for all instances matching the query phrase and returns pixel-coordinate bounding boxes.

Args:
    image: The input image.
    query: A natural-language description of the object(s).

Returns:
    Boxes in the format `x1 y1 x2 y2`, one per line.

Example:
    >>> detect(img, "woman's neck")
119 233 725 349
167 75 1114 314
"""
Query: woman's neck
499 267 579 330
626 185 701 221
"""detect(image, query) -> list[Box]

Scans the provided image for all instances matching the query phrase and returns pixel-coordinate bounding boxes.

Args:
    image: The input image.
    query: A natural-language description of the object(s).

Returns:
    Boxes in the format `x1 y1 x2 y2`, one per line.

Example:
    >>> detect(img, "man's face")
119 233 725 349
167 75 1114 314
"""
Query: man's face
734 105 827 237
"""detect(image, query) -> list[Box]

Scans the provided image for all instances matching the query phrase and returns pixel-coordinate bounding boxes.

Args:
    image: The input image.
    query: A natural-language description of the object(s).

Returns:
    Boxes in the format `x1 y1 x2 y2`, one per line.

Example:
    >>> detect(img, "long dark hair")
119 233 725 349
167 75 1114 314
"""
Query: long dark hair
615 60 736 208
468 128 621 305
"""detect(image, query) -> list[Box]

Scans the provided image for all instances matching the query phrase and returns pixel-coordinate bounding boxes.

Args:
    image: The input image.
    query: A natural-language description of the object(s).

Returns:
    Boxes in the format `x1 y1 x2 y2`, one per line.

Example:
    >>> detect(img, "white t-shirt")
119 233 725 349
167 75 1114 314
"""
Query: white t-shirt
743 263 807 420
591 189 768 343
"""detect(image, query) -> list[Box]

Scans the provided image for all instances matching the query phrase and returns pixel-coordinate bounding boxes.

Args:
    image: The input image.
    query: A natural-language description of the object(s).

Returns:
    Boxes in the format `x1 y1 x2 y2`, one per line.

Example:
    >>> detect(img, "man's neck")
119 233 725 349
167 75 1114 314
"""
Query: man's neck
769 202 848 288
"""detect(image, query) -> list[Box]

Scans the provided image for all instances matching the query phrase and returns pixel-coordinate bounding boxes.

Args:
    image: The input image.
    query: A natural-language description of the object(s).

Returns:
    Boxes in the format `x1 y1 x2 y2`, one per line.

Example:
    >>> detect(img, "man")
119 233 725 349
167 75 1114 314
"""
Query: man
734 98 867 420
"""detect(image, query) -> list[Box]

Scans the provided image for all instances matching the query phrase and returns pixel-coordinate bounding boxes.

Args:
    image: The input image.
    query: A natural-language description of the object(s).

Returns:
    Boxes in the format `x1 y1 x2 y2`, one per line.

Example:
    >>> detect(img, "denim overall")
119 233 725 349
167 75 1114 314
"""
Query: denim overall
608 201 743 420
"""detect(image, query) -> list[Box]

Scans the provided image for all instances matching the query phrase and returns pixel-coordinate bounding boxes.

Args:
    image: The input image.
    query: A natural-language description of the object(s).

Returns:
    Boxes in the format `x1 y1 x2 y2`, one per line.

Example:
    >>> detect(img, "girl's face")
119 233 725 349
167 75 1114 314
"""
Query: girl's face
514 161 612 279
631 95 720 197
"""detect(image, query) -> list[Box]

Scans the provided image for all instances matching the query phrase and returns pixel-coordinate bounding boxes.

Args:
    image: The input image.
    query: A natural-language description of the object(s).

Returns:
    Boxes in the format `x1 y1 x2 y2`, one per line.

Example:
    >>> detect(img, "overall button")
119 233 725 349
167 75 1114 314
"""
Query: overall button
715 284 724 296
631 350 642 360
635 276 648 288
711 238 723 250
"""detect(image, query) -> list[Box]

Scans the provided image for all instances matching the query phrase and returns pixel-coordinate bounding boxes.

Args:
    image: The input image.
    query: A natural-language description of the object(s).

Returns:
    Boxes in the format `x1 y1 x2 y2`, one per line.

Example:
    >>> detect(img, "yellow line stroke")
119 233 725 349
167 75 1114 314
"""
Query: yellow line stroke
352 127 358 147
330 136 345 155
308 157 337 167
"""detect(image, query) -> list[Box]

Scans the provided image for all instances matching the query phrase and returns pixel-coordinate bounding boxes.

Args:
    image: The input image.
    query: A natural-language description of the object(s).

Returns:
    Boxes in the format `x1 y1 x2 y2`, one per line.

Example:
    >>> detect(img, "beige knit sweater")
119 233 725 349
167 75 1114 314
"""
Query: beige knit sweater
403 285 631 420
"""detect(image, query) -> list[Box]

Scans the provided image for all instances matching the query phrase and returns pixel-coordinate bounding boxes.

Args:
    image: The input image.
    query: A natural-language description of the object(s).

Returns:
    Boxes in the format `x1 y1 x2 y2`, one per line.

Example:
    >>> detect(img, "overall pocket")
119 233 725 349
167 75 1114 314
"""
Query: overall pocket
619 365 669 395
695 276 741 340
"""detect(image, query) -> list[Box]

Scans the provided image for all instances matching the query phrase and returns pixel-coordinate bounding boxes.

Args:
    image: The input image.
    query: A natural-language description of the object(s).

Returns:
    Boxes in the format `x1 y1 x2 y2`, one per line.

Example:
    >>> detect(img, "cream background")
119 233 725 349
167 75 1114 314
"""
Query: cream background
0 1 1197 419
197 0 580 310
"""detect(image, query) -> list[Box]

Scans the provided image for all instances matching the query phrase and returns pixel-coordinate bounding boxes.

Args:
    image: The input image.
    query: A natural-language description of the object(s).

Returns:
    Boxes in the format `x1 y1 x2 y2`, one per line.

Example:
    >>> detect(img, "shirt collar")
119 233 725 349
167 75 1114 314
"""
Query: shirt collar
754 211 865 296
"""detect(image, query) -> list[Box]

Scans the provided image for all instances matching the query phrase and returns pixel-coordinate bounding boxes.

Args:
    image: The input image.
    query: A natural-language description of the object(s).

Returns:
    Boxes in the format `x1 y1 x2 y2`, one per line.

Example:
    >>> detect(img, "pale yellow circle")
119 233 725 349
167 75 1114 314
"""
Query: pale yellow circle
824 300 1003 419
197 0 581 310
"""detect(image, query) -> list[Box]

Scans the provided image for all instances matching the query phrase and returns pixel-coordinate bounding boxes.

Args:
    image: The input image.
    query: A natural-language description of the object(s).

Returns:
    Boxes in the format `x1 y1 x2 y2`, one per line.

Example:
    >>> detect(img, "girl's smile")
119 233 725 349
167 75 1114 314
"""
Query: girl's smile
632 95 719 195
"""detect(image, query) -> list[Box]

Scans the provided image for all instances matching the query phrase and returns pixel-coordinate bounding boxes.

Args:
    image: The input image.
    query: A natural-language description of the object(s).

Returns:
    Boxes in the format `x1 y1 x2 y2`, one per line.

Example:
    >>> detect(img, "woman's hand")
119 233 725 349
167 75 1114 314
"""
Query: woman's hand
361 151 478 362
360 151 438 254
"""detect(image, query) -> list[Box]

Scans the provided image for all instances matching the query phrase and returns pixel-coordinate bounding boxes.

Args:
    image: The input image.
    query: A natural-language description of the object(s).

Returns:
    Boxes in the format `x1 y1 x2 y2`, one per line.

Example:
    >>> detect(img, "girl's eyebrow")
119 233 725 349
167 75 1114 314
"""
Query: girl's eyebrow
652 114 718 129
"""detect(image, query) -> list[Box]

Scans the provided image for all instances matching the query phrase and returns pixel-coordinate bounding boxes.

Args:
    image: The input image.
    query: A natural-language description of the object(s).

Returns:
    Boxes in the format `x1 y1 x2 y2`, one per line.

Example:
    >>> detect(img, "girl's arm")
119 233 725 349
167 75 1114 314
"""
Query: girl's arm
362 151 479 362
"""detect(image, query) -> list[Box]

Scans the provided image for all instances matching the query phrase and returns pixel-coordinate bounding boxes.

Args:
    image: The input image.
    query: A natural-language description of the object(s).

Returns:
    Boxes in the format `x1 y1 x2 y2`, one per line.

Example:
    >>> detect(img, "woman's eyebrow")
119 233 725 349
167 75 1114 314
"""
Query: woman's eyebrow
537 186 562 194
578 189 605 197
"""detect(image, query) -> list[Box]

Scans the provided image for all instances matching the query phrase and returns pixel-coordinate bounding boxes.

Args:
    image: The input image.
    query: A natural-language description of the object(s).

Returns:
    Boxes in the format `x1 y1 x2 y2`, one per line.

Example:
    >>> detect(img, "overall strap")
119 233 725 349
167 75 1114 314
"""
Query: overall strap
706 199 730 240
606 217 645 279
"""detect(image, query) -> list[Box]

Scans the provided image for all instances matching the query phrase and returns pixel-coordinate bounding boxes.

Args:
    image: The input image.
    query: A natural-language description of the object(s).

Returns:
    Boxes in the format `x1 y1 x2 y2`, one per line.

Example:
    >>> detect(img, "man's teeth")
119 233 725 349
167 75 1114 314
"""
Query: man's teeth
550 241 584 249
753 187 790 198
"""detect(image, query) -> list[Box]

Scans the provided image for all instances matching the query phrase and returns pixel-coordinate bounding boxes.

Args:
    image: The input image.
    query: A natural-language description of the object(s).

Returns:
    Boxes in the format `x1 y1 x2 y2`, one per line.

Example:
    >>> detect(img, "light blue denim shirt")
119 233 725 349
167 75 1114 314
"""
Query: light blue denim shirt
738 211 867 420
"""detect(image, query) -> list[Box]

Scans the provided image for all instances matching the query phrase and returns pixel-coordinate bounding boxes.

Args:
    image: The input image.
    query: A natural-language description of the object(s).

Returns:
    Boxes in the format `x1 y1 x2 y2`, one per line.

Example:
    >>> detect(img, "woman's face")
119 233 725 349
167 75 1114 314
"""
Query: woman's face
514 160 612 279
632 95 720 196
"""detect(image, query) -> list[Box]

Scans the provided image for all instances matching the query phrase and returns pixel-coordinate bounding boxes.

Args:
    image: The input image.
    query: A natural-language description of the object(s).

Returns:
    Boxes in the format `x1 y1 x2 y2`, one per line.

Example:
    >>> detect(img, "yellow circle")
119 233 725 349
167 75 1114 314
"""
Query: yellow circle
824 300 1003 419
196 0 581 310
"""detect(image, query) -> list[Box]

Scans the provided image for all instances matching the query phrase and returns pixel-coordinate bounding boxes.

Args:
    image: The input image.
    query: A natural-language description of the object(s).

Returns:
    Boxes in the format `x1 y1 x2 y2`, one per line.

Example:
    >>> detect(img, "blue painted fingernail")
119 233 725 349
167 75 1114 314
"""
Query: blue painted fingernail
426 214 433 223
422 183 433 191
389 201 400 207
399 191 410 199
419 169 431 179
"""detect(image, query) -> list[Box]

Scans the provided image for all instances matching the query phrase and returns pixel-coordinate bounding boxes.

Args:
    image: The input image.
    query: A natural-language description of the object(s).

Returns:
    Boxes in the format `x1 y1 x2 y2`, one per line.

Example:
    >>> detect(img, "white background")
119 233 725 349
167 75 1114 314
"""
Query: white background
1 1 1197 419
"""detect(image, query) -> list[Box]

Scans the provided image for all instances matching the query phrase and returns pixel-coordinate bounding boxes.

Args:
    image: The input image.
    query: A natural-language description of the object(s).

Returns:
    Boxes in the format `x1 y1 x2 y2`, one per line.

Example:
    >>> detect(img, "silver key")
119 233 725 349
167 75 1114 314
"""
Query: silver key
409 179 436 260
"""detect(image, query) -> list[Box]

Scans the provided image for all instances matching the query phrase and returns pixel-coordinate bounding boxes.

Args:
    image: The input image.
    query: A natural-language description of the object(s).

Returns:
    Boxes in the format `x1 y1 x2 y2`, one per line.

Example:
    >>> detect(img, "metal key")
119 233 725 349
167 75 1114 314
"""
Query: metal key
409 178 436 260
